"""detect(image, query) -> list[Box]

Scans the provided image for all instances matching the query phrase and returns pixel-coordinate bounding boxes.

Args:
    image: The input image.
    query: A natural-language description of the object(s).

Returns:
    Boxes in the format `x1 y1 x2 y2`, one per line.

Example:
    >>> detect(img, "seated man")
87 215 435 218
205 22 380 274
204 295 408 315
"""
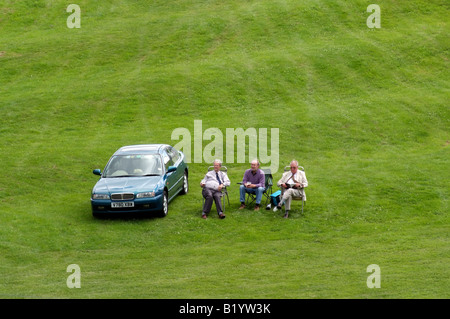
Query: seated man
239 159 265 211
273 160 308 218
200 159 230 219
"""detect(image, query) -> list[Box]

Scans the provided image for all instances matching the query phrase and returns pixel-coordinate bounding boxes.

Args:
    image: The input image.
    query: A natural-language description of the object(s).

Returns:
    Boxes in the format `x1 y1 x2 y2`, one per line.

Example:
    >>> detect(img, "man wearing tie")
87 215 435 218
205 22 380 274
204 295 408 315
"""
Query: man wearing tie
200 159 230 219
273 160 308 218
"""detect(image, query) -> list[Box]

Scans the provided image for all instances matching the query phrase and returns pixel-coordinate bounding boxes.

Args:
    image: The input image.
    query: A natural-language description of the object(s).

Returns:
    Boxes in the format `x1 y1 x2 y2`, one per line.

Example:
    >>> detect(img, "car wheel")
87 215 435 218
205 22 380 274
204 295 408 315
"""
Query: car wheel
159 191 168 217
180 172 188 195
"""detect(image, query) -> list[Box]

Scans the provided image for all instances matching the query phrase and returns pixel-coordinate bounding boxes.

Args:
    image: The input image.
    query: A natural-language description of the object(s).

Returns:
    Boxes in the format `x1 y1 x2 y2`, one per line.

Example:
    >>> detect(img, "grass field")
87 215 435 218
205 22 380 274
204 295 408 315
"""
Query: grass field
0 0 448 299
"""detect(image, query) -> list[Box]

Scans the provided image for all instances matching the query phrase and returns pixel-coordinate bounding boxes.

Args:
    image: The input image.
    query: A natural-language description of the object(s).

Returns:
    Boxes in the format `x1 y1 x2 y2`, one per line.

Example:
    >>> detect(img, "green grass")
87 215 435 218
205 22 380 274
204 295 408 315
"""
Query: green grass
0 0 448 298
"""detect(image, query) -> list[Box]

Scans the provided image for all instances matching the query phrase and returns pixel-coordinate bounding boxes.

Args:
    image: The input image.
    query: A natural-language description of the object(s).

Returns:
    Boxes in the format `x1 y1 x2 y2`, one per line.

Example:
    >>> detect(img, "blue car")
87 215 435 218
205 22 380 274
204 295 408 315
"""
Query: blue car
91 144 188 217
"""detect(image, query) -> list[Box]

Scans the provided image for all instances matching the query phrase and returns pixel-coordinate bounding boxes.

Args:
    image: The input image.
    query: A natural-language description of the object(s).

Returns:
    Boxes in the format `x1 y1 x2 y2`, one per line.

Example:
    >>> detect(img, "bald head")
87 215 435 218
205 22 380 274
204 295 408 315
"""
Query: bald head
290 160 298 173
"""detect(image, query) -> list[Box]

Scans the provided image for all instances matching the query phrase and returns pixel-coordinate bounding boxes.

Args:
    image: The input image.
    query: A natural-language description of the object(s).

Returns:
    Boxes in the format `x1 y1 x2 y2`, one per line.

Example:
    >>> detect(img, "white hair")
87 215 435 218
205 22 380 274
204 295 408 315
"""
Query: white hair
214 159 222 166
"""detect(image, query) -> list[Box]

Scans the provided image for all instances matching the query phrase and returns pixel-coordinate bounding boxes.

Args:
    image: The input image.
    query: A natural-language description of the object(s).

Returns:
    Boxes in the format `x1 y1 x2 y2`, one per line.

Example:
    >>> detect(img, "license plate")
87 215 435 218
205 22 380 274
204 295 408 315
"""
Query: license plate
111 202 134 208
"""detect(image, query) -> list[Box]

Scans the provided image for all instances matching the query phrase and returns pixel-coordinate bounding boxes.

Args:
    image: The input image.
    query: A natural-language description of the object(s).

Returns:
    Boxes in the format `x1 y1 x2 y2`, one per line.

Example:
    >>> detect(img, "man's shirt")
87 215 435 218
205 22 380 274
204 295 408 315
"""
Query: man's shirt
242 169 265 188
201 170 231 190
277 170 308 188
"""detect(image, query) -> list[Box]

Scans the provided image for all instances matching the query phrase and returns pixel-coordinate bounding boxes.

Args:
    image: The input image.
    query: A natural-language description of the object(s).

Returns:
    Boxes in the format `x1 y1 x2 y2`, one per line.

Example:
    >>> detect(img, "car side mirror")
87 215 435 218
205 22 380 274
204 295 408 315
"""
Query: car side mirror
93 169 102 176
167 166 176 173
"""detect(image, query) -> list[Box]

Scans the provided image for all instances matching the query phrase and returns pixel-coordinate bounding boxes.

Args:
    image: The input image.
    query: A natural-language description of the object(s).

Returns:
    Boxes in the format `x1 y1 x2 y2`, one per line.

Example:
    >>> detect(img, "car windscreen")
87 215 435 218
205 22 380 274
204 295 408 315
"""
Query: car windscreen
103 154 163 178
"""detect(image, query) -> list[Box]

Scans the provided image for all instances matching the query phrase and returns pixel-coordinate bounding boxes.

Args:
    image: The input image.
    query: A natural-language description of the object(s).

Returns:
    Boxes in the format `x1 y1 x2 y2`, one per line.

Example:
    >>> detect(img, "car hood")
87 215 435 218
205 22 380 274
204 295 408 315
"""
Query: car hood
93 176 162 194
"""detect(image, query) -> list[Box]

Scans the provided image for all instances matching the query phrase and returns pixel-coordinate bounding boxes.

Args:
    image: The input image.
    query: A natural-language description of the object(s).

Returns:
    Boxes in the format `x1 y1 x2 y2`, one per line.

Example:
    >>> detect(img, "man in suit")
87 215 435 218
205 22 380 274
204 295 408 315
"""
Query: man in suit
273 160 308 218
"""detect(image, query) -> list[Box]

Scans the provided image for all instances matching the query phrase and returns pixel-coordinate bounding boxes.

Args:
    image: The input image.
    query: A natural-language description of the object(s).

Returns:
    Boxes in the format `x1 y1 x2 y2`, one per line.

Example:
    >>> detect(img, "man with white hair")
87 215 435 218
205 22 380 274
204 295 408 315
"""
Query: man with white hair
273 160 308 218
200 159 230 219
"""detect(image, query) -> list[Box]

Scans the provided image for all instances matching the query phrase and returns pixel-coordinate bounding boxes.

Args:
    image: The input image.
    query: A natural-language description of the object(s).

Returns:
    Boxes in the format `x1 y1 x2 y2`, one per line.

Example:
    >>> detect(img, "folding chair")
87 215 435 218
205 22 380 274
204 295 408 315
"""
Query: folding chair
282 165 306 213
202 166 230 213
238 169 273 207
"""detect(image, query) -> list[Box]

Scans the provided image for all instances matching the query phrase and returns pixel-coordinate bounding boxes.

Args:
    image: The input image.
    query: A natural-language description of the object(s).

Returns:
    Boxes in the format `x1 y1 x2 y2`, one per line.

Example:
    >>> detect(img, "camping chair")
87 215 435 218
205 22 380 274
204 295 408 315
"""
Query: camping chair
238 169 273 207
202 166 230 213
282 165 306 213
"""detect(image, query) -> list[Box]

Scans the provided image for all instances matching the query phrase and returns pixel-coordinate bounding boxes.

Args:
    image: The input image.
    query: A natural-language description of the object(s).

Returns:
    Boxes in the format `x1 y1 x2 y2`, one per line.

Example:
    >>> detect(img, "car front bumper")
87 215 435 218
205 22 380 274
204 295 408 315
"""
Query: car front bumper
91 193 164 214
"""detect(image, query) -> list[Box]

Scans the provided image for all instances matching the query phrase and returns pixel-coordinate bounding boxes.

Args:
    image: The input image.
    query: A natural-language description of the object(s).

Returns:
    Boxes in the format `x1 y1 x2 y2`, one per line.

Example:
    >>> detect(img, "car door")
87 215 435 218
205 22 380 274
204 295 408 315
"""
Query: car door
162 147 181 201
168 146 184 193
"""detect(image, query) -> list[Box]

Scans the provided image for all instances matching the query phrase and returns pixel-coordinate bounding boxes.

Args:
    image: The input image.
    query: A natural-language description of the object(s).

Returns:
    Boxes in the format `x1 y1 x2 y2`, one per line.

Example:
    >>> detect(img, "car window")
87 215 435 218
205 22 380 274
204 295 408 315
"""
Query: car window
162 150 173 171
168 146 180 163
103 155 163 177
165 146 179 165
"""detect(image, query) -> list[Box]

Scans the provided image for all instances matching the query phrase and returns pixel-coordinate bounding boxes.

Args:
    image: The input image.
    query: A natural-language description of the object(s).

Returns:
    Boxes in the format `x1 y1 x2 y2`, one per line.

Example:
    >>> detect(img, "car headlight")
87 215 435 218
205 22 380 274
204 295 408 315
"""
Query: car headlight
92 194 110 200
136 192 155 198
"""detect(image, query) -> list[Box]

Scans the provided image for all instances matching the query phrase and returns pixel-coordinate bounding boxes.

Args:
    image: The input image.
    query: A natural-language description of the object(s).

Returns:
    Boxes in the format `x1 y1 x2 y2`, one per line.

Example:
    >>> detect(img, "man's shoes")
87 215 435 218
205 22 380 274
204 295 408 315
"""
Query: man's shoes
218 213 226 219
239 203 246 209
273 204 281 212
201 214 207 219
254 205 260 211
283 211 289 218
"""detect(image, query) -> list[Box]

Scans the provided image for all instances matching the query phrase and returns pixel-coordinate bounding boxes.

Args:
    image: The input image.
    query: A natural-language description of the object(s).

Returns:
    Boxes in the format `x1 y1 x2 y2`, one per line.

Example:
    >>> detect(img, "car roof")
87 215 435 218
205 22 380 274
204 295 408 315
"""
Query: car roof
113 144 169 155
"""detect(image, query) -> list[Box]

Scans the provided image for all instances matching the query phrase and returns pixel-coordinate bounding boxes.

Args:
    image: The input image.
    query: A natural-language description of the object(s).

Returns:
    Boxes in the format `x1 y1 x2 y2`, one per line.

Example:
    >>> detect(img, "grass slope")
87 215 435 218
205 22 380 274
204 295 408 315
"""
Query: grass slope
0 0 448 298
